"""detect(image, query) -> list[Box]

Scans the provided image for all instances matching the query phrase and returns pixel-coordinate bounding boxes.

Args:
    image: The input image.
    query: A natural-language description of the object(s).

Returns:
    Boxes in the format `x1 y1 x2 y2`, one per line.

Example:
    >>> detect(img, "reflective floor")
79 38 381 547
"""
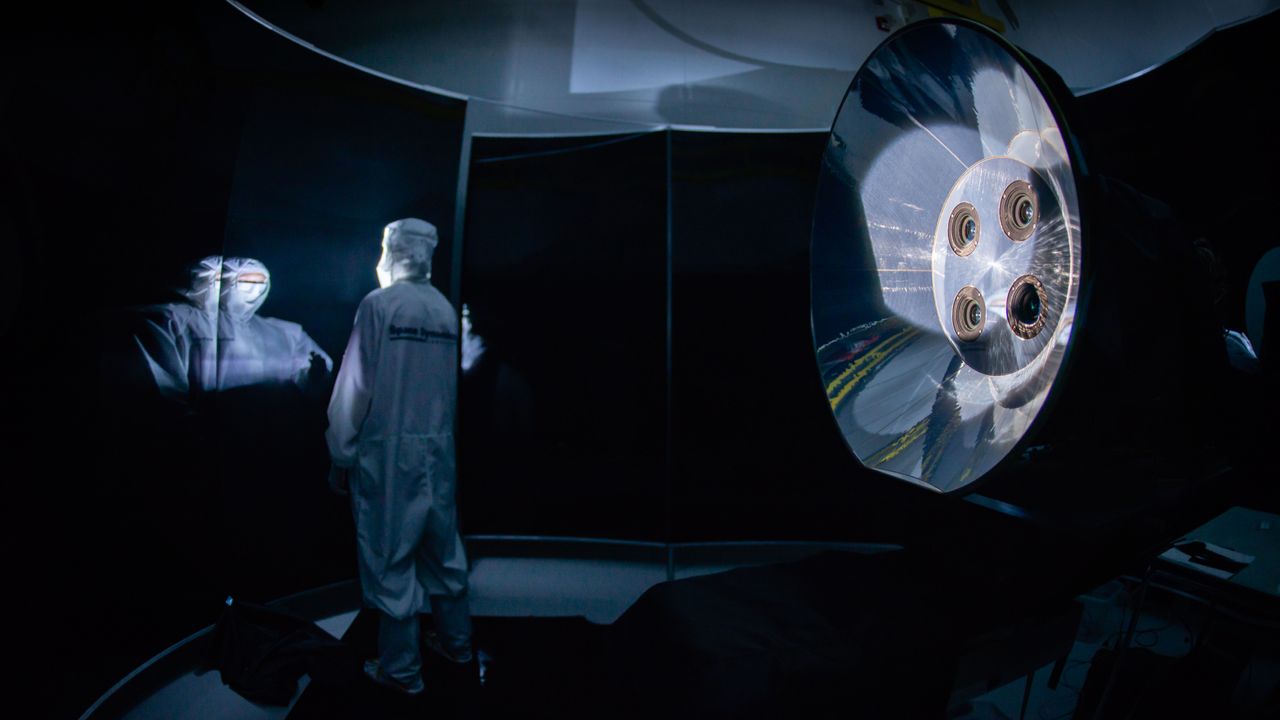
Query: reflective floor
85 544 1277 720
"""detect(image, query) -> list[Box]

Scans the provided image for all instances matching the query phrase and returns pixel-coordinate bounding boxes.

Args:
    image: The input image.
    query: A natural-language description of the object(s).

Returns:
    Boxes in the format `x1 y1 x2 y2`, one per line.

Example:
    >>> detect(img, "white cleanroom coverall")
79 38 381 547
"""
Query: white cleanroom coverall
215 257 332 392
326 218 472 692
135 256 332 401
133 255 222 403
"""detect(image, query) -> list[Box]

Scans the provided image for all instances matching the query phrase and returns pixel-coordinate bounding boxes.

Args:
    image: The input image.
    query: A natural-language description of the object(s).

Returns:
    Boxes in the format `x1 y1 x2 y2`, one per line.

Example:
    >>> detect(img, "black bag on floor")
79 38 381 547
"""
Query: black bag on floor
208 596 357 705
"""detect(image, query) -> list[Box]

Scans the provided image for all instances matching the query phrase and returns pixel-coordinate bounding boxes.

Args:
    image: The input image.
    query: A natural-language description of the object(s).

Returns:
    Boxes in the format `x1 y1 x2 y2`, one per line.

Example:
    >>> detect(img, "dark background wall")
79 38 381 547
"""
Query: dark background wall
1070 12 1279 341
460 132 669 540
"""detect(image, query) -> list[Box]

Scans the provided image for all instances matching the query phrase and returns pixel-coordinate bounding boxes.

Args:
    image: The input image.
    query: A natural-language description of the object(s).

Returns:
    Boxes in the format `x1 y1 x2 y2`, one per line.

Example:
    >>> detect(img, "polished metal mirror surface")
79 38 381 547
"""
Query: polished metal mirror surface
811 20 1082 493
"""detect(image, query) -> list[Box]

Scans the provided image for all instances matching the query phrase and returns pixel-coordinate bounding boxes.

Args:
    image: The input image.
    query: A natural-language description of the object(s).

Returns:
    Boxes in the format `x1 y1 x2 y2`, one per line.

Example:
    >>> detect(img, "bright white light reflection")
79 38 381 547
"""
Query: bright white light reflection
461 304 486 373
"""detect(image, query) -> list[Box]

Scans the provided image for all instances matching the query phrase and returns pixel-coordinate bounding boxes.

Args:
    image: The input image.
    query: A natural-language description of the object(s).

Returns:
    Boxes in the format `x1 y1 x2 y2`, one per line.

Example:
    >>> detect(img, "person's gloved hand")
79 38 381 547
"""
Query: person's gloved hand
308 351 329 380
327 464 350 496
300 352 331 397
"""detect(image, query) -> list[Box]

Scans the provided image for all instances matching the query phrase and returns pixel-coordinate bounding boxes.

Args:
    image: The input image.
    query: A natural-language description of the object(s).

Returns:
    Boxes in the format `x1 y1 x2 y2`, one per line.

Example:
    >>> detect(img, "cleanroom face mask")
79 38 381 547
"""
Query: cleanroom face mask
224 271 269 320
235 272 268 300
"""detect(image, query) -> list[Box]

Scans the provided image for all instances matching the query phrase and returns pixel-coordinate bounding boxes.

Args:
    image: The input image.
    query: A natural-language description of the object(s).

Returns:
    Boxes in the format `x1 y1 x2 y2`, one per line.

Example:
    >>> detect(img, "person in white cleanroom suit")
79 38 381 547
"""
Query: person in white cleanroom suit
215 257 332 393
134 256 332 402
325 218 472 695
133 255 223 404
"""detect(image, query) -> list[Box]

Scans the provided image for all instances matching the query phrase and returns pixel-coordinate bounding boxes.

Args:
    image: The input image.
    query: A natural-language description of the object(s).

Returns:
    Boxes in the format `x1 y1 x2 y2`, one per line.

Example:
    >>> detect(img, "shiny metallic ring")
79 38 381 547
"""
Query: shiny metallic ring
999 180 1038 241
952 285 987 343
948 202 980 257
1006 274 1047 339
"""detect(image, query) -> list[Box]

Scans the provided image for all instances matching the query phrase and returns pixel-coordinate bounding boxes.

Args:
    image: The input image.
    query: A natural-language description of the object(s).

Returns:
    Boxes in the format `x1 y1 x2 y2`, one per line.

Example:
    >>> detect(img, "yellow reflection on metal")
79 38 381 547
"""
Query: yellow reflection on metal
869 417 928 465
825 326 921 410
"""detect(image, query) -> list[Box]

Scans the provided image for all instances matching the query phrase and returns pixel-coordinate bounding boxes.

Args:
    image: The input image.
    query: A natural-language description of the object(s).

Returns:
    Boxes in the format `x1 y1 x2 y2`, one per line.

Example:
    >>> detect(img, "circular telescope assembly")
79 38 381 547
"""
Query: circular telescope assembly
811 19 1083 493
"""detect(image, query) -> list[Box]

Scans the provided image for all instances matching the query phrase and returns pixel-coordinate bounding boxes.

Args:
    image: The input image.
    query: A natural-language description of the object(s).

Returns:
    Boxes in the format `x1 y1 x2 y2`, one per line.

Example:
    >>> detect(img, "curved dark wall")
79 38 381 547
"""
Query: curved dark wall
461 132 669 540
7 2 464 716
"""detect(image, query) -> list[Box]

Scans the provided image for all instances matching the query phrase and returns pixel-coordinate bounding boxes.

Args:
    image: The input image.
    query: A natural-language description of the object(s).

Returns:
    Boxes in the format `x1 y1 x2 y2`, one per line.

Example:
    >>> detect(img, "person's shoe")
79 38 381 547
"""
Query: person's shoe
423 631 481 690
423 630 473 664
362 659 425 696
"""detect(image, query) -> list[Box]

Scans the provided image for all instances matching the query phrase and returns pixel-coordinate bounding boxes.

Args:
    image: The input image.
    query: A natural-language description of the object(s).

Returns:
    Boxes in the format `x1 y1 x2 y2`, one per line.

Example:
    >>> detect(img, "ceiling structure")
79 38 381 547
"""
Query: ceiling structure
234 0 1275 133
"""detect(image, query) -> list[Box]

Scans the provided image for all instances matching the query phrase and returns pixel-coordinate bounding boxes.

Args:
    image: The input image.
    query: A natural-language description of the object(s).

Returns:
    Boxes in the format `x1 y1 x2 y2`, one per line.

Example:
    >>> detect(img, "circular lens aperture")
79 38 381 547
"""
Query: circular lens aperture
949 202 980 257
1007 274 1047 339
1000 180 1038 241
952 285 987 342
